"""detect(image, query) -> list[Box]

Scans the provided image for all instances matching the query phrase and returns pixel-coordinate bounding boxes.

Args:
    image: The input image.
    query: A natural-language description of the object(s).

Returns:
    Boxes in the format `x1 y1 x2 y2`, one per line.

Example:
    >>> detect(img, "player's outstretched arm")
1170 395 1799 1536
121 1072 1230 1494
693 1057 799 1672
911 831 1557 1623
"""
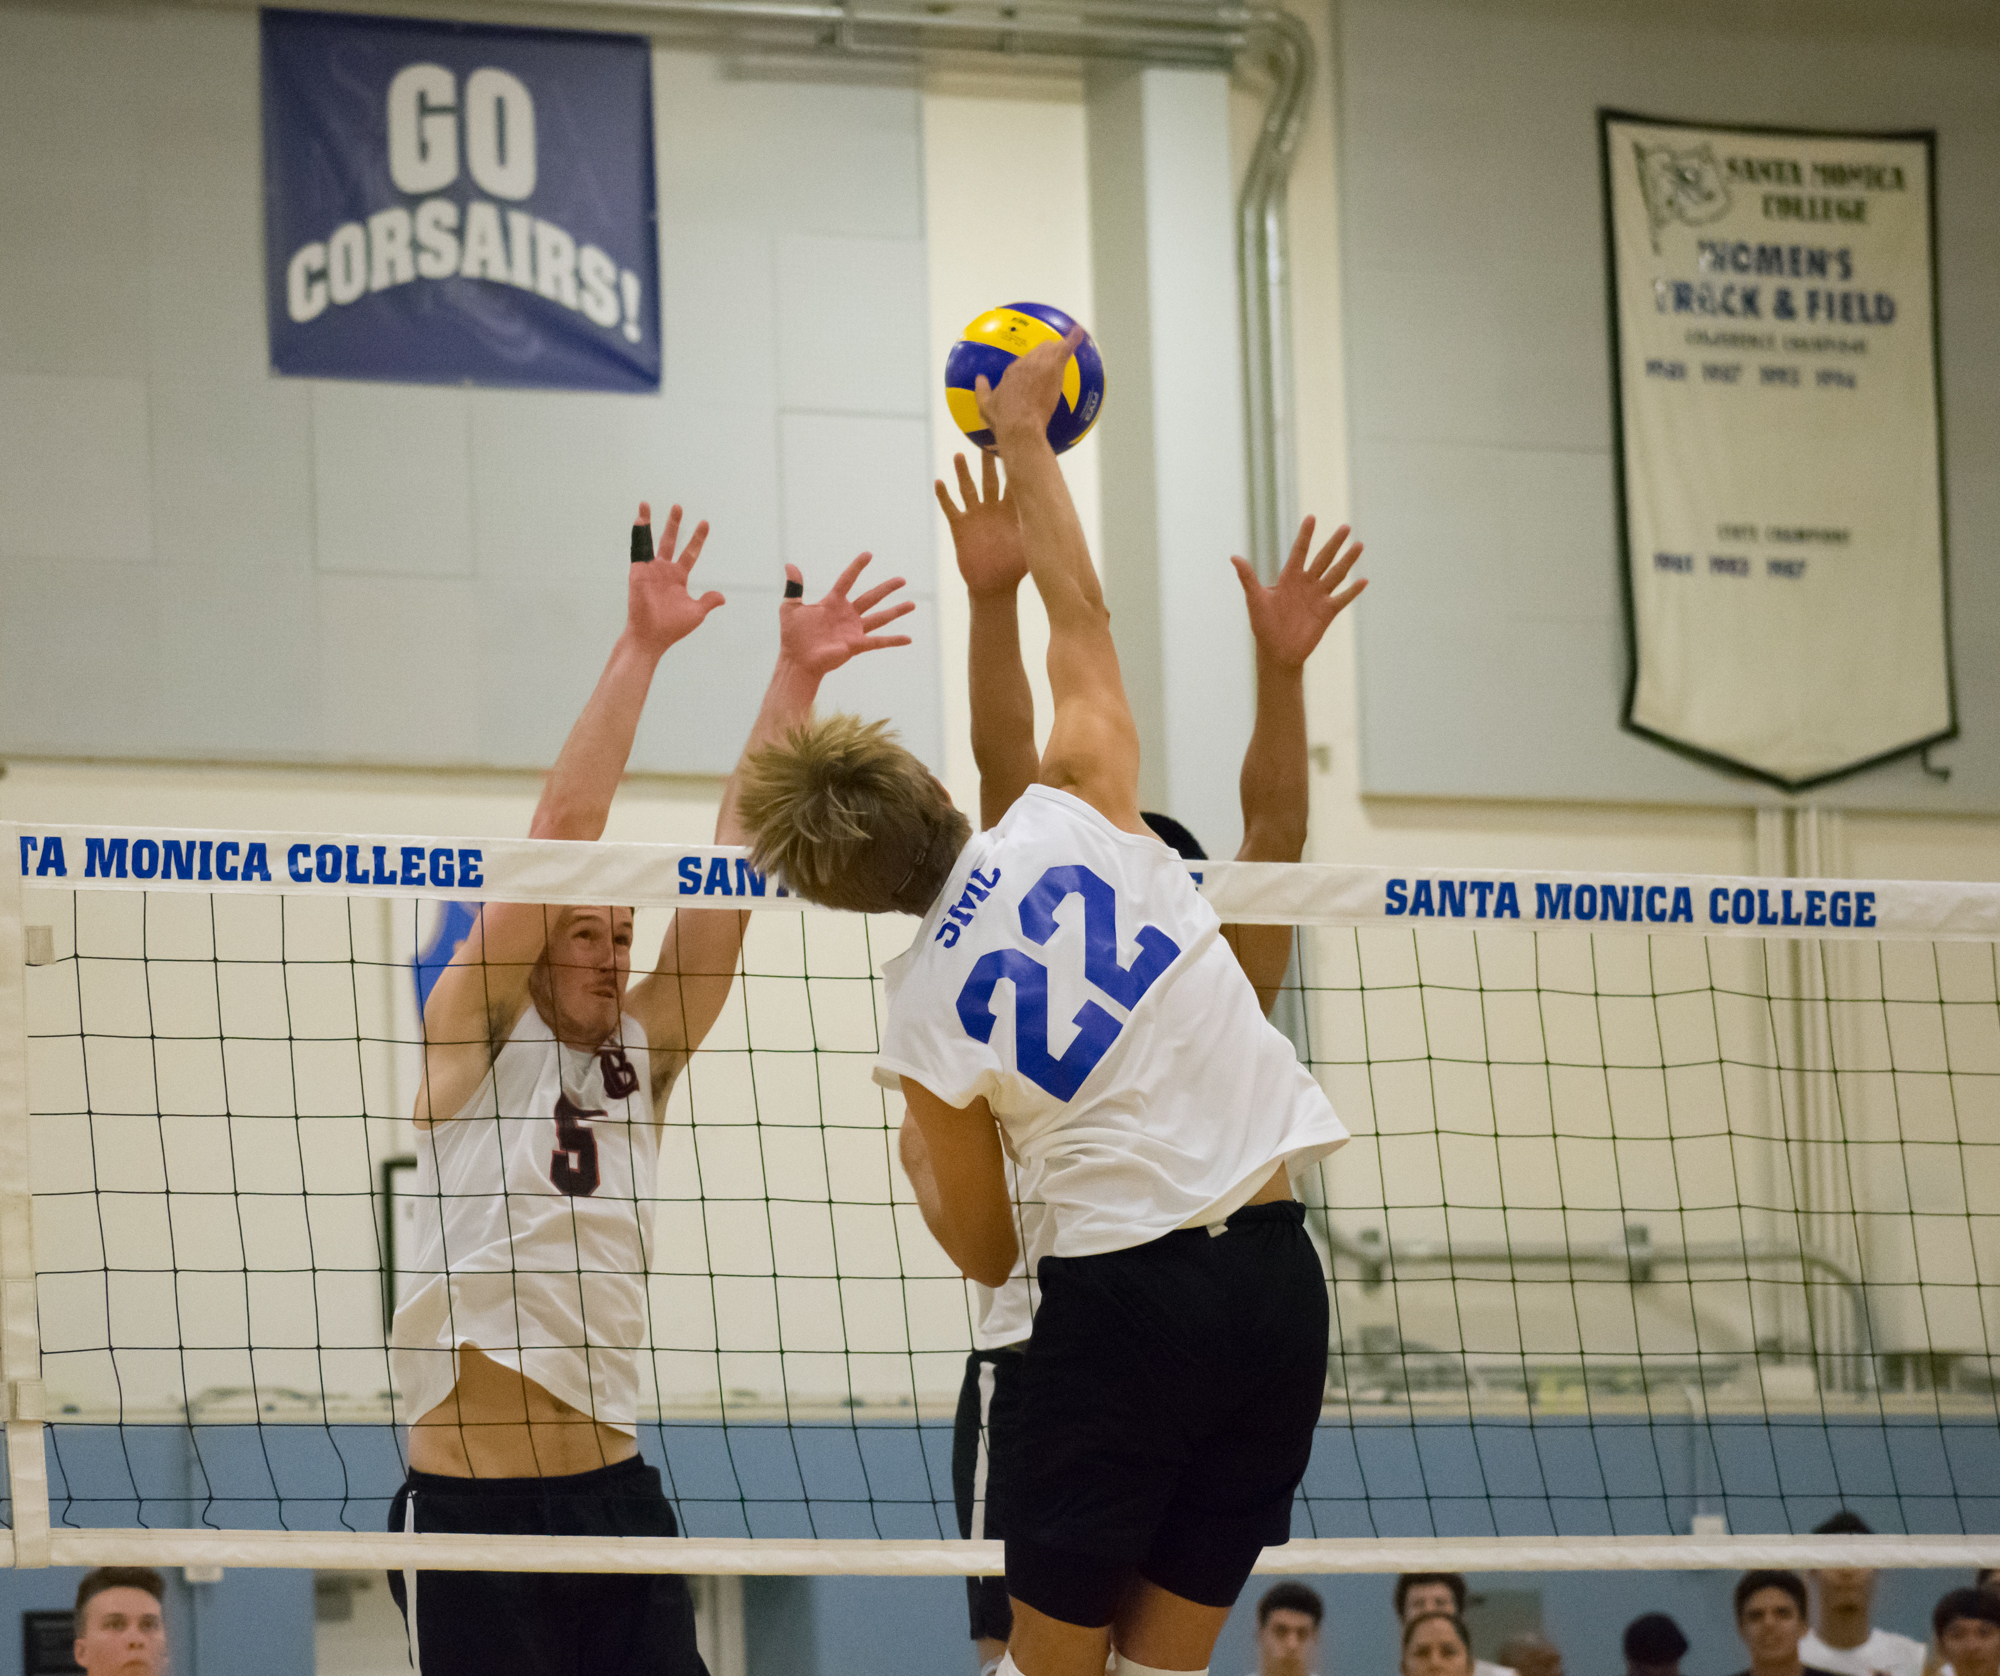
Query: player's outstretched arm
975 329 1143 832
1223 516 1366 1014
900 1079 1018 1289
629 553 914 1096
416 504 723 1126
937 450 1037 830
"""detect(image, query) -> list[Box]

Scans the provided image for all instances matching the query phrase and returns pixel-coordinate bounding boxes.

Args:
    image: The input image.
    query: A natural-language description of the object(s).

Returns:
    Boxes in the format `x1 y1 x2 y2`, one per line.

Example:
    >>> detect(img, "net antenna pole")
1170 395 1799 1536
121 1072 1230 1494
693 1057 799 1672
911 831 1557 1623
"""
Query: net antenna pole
0 824 53 1566
1767 805 1869 1394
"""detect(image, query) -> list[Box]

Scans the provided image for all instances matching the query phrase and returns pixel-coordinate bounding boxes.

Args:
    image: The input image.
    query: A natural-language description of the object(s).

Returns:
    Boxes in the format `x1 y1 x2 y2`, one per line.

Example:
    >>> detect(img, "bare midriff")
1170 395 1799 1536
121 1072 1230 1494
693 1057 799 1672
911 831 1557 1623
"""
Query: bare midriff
1245 1161 1296 1206
405 1346 638 1479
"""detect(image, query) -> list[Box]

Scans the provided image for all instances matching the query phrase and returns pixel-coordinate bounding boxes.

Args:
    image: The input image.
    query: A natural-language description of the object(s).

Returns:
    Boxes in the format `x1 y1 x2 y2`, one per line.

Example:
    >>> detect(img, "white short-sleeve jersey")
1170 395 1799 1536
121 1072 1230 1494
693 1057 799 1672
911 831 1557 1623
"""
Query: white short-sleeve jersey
1802 1629 1928 1676
391 1007 658 1434
875 785 1347 1258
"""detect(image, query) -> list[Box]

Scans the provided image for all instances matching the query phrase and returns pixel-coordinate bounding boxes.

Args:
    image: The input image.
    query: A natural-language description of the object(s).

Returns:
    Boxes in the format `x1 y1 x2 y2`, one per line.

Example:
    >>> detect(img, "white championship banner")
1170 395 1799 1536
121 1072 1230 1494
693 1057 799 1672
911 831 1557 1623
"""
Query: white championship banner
12 822 2000 941
1602 111 1952 790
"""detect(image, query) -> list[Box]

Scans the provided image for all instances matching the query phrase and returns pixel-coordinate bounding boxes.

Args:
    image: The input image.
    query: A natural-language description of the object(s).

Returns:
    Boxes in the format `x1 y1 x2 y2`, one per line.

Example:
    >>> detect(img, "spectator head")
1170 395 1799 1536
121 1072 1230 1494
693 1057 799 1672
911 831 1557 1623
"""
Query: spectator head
1499 1632 1564 1676
1402 1612 1475 1676
1736 1571 1810 1672
73 1567 166 1676
1980 1570 2000 1594
1398 1574 1470 1622
1933 1588 2000 1676
1256 1583 1325 1676
1808 1511 1879 1620
1624 1612 1691 1676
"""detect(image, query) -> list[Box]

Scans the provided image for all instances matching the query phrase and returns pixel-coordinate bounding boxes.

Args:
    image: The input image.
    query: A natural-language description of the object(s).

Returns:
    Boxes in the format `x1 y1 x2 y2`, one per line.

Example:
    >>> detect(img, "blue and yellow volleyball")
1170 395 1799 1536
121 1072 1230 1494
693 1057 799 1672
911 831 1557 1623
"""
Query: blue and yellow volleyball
944 302 1105 455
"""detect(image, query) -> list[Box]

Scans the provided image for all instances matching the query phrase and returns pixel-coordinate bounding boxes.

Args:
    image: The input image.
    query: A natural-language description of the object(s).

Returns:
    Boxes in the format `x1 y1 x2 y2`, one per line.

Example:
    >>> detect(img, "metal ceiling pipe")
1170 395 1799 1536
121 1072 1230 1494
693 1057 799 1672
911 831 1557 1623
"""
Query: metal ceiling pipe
1234 8 1314 582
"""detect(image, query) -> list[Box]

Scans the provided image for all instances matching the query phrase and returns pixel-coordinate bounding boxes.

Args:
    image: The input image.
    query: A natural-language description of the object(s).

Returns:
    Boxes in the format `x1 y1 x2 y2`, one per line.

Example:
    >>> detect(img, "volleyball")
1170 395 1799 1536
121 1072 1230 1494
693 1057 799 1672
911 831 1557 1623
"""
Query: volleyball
944 301 1106 454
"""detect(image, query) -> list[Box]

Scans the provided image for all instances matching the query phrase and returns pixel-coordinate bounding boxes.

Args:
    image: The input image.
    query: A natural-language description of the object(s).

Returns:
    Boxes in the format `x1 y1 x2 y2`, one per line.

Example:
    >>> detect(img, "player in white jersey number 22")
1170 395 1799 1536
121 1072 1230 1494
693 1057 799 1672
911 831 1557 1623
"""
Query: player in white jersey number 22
911 445 1367 1676
742 330 1367 1676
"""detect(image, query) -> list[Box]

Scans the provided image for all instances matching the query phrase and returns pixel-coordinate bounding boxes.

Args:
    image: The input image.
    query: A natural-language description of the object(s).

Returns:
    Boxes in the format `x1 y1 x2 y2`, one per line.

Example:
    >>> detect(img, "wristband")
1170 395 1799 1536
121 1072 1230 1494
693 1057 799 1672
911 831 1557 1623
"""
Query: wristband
631 523 651 564
784 578 804 599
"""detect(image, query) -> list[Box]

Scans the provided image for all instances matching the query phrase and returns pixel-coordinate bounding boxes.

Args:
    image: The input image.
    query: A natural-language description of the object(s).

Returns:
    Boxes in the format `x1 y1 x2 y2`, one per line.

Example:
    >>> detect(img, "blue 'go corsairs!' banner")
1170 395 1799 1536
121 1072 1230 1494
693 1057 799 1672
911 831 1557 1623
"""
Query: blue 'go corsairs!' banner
262 8 659 390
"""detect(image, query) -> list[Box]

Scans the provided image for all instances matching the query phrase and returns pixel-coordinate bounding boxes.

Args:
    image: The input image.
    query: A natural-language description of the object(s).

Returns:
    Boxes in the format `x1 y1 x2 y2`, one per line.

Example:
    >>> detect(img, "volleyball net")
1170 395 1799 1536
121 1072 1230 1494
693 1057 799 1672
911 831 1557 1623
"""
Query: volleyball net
3 819 1997 1575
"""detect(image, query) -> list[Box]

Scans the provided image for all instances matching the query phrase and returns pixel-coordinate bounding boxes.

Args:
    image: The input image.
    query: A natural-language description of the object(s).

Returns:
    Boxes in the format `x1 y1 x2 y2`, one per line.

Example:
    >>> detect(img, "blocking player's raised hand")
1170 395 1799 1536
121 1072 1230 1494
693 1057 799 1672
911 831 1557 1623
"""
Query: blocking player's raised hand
936 451 1027 599
972 324 1087 449
779 553 915 678
1230 516 1367 670
628 500 726 655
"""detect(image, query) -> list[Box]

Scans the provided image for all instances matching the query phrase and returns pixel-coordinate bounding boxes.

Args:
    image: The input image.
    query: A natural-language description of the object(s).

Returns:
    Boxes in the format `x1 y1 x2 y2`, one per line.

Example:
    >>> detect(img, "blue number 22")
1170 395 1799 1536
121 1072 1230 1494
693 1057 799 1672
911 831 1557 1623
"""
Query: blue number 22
955 865 1180 1100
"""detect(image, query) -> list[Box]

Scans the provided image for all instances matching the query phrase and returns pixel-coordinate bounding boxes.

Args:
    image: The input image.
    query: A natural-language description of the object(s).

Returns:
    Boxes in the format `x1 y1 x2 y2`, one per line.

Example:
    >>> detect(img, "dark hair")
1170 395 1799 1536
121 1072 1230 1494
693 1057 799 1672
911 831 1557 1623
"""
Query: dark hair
1736 1571 1809 1622
75 1567 165 1623
1814 1510 1874 1537
1975 1568 1997 1591
1403 1612 1474 1660
1624 1613 1691 1664
1140 811 1207 863
1934 1587 2000 1640
1259 1582 1324 1627
1398 1573 1469 1616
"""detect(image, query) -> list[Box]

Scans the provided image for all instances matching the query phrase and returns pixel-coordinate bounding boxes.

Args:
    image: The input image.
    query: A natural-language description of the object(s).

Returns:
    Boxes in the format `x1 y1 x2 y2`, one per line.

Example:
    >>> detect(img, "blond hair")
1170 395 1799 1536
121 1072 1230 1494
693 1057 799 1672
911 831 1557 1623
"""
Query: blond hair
739 713 969 915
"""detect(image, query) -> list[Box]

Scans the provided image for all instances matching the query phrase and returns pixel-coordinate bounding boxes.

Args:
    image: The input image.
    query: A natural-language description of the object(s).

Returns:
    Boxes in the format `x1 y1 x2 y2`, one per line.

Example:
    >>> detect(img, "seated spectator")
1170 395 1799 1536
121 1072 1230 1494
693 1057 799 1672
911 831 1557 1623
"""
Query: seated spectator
72 1567 167 1676
1933 1588 2000 1676
1498 1632 1563 1676
1625 1612 1691 1676
1254 1582 1325 1676
1404 1612 1476 1676
1929 1575 2000 1676
1396 1575 1516 1676
1803 1511 1926 1676
1735 1570 1845 1676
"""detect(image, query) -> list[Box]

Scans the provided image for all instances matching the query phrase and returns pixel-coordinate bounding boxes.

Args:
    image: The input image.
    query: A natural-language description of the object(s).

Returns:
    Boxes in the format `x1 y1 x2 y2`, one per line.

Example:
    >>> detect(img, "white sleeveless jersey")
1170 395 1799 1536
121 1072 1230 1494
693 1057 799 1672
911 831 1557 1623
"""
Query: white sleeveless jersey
391 1008 658 1434
875 785 1347 1258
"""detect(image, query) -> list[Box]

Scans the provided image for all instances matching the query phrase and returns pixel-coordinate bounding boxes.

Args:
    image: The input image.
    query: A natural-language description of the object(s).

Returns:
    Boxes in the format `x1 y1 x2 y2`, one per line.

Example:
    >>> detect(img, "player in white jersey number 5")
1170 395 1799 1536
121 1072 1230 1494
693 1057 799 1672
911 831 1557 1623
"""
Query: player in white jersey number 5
388 503 912 1676
741 332 1357 1676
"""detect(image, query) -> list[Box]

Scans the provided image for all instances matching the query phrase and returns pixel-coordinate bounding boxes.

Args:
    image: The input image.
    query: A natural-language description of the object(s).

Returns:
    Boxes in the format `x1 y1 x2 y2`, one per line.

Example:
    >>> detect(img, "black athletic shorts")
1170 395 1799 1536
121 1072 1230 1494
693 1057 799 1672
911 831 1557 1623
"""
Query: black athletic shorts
1006 1200 1328 1626
386 1454 709 1676
952 1344 1027 1643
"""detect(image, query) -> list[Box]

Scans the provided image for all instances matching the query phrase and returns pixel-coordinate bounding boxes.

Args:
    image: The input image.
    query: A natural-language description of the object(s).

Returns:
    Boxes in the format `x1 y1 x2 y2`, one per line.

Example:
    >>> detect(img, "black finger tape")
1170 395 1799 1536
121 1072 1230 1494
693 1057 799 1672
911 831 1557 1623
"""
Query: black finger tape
631 524 652 564
784 578 805 599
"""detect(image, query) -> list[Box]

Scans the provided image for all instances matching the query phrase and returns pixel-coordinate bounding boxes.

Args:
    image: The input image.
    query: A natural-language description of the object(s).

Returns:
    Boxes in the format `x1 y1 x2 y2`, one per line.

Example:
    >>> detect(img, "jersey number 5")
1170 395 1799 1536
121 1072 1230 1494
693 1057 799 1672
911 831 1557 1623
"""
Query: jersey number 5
955 864 1180 1100
550 1094 602 1196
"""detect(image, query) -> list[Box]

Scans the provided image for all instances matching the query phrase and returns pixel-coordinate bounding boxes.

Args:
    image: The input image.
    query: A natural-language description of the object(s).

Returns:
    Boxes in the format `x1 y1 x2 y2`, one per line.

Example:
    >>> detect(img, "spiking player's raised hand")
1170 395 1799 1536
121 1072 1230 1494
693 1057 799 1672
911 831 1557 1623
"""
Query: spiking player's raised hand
972 324 1087 448
629 501 726 655
936 451 1026 599
1231 516 1366 670
780 552 915 678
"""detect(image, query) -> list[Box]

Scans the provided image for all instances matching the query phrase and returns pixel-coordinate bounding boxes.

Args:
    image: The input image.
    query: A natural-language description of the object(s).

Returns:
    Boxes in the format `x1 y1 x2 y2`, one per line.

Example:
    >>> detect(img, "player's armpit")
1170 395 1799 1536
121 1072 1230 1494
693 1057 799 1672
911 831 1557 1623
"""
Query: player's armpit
414 900 551 1126
900 1079 1018 1288
625 904 750 1097
1038 696 1144 832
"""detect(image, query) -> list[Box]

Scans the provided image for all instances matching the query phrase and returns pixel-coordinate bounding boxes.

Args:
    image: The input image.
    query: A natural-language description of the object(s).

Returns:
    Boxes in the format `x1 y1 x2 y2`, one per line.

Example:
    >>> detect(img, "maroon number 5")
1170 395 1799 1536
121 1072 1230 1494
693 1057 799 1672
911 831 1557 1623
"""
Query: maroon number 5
550 1094 602 1196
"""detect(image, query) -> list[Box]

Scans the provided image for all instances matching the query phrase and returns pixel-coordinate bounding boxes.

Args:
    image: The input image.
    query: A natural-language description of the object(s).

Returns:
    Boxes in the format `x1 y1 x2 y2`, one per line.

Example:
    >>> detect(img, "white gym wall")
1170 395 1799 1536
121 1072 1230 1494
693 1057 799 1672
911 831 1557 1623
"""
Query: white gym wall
0 7 943 779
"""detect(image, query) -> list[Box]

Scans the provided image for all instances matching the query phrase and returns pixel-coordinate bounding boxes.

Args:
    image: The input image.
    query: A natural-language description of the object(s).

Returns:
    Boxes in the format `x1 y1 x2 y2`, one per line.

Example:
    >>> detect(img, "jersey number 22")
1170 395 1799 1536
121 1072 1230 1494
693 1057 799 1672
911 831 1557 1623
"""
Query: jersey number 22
955 864 1179 1100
